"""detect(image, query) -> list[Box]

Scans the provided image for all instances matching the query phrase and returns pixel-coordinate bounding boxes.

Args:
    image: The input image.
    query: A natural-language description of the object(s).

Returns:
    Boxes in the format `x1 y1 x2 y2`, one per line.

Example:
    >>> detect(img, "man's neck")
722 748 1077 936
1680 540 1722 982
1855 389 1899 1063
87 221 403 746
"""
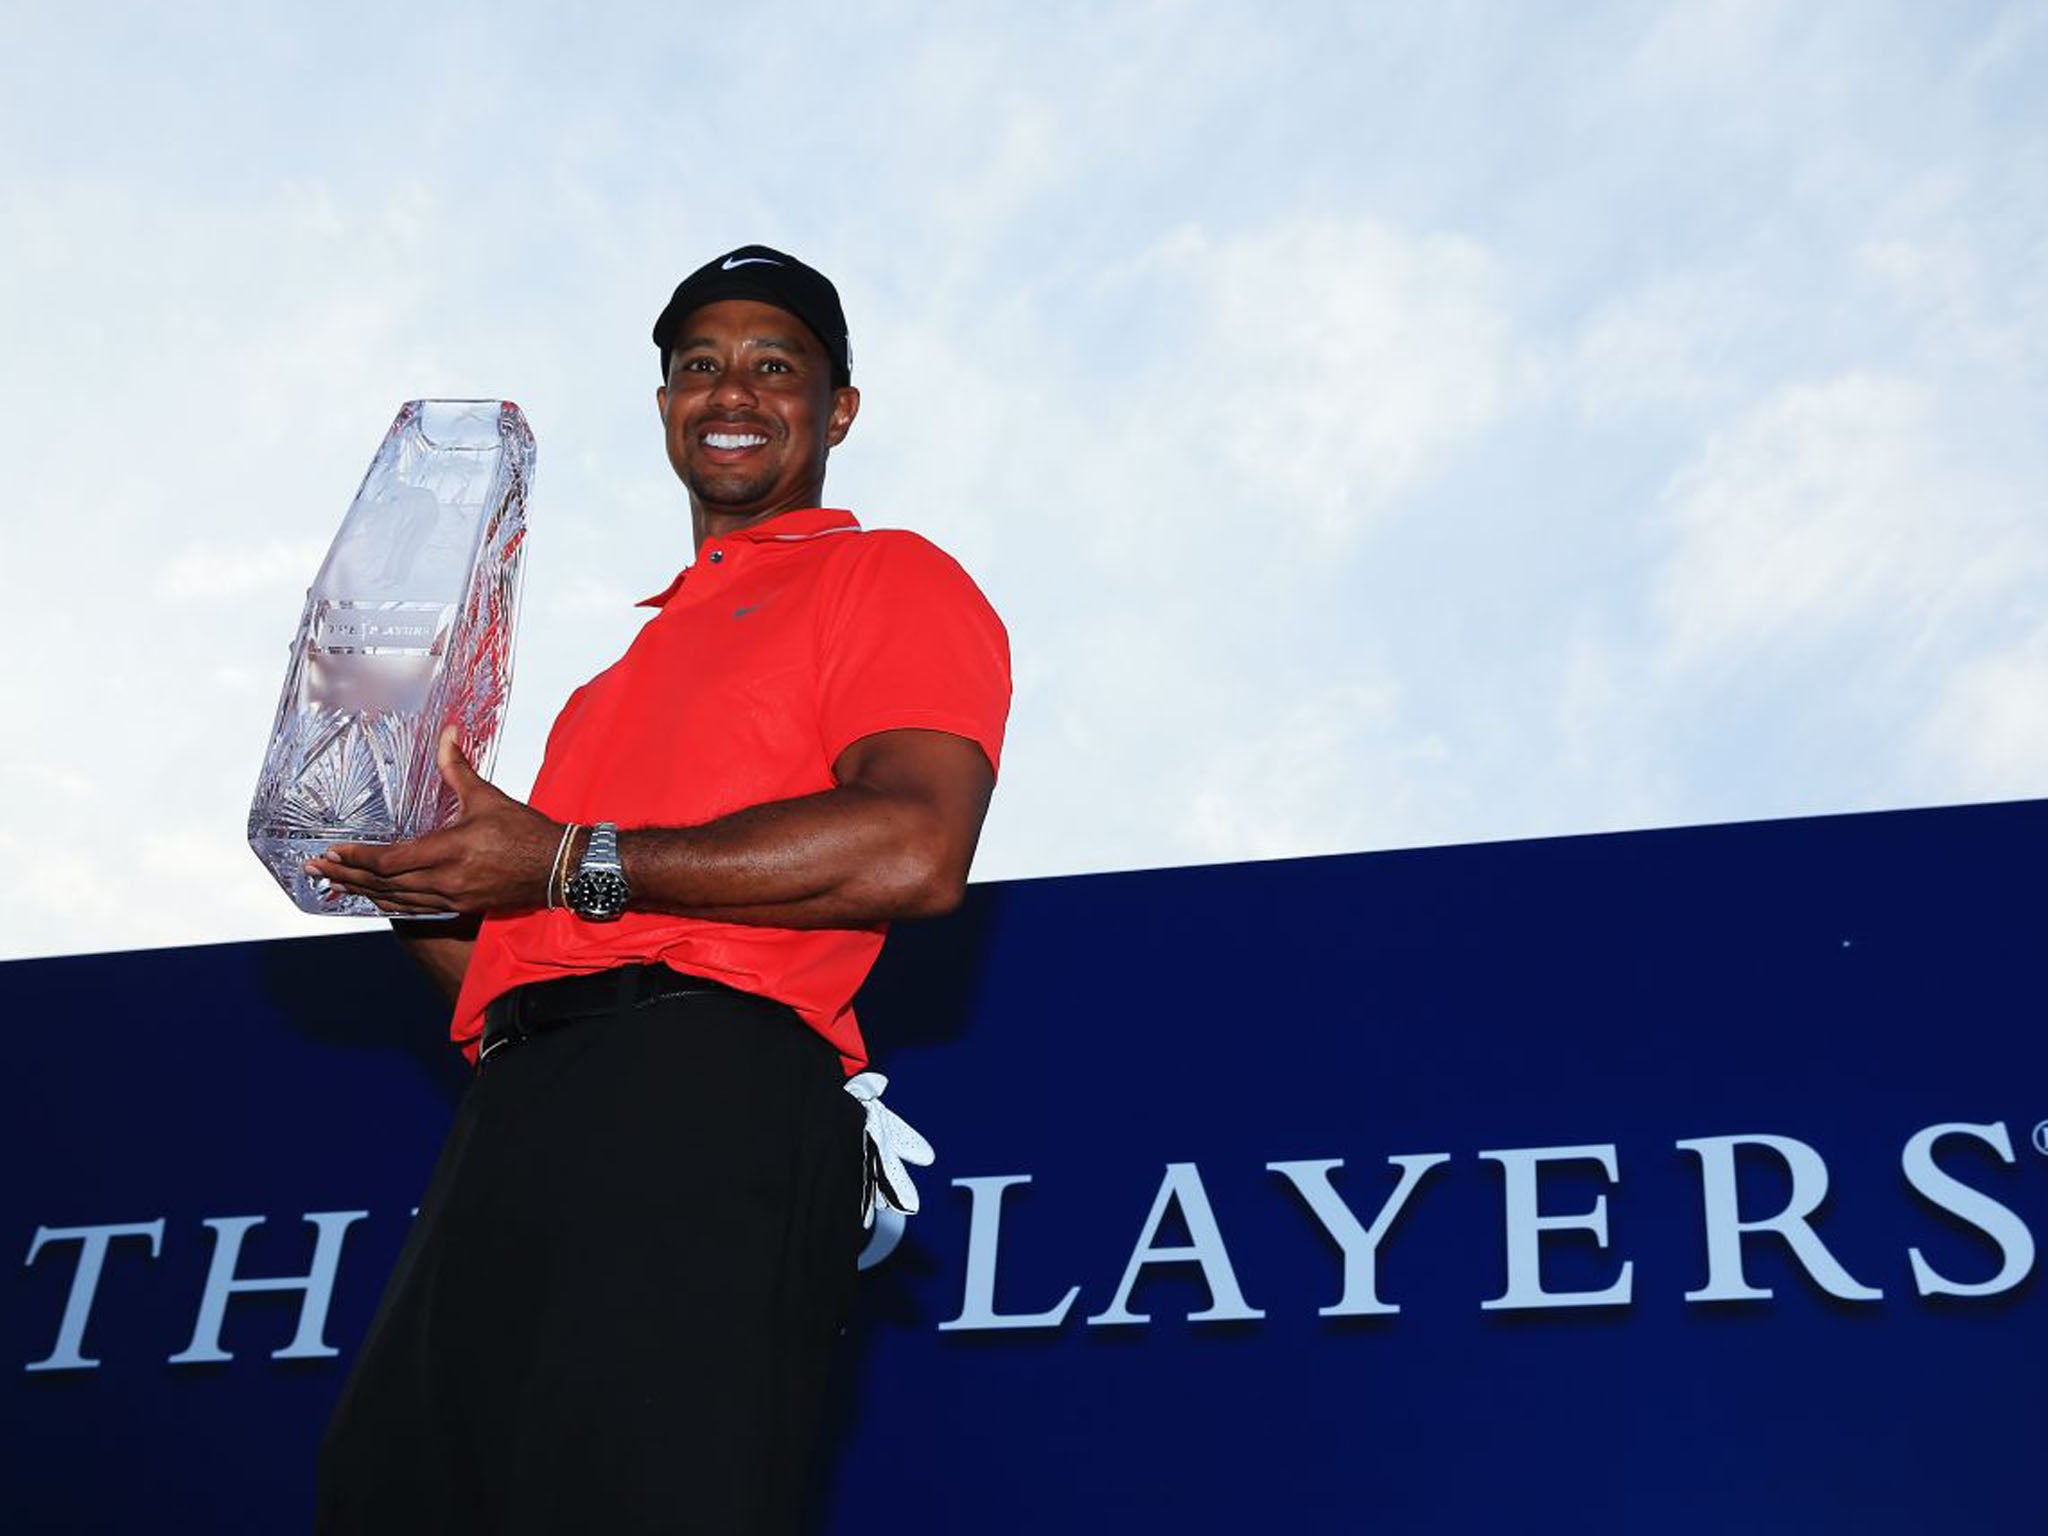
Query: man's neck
690 498 824 553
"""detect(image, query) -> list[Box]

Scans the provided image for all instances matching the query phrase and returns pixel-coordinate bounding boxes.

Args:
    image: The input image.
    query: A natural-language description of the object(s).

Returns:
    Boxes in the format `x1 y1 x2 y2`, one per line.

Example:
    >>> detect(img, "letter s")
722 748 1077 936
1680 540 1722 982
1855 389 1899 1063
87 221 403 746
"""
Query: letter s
1902 1122 2035 1298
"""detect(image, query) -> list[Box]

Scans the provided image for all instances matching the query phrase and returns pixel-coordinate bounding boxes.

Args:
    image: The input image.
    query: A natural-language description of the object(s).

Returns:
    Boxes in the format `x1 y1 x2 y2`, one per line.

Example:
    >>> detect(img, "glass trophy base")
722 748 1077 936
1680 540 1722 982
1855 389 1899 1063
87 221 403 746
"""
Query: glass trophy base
248 830 456 920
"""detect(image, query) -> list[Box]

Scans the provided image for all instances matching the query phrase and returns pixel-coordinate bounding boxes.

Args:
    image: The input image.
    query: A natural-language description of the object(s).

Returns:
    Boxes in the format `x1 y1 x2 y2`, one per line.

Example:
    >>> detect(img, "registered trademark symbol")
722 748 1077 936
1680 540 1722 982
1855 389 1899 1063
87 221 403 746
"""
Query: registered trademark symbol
2033 1120 2048 1157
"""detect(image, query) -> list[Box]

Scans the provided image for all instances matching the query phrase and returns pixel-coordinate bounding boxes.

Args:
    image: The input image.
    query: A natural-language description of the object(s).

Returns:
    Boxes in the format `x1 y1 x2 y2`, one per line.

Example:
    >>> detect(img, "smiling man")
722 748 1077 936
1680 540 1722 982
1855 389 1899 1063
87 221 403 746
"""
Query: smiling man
310 246 1011 1536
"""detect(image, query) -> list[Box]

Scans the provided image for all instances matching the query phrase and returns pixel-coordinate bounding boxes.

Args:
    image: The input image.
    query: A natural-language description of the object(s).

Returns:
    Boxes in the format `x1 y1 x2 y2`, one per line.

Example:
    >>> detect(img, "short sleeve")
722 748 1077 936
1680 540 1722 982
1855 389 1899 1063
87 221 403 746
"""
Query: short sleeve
814 531 1012 775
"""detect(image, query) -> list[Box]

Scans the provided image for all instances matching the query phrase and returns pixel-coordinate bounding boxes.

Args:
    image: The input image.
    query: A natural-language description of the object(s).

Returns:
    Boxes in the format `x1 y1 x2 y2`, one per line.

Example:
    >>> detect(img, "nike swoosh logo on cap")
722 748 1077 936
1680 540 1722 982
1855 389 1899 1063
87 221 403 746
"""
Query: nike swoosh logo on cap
722 255 784 270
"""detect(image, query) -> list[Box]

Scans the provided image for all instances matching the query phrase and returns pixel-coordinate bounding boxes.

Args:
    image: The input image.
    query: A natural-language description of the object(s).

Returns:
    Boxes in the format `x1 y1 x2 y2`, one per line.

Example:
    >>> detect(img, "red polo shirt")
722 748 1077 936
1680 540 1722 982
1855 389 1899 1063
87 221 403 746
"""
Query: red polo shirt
451 507 1011 1072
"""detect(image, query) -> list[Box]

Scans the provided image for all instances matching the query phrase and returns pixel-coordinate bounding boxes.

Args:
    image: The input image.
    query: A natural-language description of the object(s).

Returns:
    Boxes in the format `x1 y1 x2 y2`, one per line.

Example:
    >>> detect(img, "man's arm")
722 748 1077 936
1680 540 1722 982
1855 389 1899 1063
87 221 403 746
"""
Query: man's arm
614 728 994 926
306 727 995 928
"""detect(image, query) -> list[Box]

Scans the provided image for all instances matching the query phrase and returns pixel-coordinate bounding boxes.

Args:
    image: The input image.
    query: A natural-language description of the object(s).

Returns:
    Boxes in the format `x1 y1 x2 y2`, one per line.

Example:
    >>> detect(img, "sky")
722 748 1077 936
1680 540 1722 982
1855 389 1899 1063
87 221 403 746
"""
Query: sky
1 0 2043 961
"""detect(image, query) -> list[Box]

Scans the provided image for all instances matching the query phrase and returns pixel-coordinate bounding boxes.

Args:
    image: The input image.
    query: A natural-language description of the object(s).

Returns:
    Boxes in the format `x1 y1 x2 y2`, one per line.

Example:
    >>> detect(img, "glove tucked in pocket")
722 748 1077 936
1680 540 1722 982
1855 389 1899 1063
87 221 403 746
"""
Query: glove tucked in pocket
844 1072 935 1229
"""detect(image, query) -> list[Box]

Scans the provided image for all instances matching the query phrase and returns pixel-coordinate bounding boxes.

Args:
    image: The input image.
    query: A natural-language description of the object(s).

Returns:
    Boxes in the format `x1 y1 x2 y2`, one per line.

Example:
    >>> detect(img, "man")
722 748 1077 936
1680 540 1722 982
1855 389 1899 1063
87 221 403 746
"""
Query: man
309 245 1010 1535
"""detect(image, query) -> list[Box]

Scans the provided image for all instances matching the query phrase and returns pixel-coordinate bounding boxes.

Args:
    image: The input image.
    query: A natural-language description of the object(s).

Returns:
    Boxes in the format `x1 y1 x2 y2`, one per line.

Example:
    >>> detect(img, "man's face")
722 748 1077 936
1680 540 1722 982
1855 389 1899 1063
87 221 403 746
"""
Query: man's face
656 298 859 523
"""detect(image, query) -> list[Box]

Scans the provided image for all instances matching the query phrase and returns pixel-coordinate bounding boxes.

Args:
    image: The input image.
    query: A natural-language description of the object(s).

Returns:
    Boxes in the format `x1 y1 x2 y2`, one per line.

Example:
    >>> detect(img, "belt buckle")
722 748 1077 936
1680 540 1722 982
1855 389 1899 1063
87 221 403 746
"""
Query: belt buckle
478 990 530 1067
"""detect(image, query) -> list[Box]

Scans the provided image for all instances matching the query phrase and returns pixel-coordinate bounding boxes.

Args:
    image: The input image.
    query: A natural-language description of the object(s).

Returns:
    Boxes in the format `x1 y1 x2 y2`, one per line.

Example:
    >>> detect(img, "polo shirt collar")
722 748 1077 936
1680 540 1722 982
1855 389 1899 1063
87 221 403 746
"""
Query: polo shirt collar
637 507 862 608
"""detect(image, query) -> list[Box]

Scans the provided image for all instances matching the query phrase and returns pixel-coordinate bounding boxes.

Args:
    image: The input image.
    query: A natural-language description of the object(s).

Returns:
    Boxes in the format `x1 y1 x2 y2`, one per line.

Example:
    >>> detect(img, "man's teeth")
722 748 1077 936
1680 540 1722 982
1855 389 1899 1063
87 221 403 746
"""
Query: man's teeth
705 431 768 450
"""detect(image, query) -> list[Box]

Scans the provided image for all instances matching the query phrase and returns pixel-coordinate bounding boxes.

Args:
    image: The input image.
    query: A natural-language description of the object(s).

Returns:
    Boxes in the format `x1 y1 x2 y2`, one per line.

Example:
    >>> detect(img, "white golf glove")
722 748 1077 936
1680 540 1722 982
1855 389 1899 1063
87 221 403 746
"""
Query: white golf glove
844 1072 935 1229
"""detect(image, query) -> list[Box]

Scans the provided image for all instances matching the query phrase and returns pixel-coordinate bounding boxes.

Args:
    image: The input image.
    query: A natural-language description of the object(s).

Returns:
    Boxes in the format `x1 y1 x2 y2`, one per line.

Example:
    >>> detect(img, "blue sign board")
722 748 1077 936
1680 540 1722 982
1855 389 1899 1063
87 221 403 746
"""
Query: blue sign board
5 800 2043 1531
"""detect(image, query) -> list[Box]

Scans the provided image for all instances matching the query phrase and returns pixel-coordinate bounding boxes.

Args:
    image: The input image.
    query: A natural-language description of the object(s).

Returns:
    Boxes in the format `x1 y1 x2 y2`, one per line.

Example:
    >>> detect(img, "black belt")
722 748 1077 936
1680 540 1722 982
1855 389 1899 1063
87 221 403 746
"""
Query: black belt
479 963 740 1064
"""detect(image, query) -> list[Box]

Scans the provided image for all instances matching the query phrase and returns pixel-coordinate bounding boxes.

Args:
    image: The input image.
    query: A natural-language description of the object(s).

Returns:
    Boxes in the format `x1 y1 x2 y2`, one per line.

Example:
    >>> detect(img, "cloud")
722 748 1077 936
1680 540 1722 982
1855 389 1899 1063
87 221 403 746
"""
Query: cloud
1148 216 1513 548
1569 267 1760 423
0 761 100 805
0 816 342 964
1918 617 2048 799
1182 678 1456 863
157 538 329 602
845 207 1518 877
1650 373 2029 675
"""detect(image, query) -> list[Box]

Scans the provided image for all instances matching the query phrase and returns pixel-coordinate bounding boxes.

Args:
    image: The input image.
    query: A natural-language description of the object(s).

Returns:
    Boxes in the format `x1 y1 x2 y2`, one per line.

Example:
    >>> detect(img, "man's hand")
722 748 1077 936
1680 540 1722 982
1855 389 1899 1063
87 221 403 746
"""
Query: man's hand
306 730 562 917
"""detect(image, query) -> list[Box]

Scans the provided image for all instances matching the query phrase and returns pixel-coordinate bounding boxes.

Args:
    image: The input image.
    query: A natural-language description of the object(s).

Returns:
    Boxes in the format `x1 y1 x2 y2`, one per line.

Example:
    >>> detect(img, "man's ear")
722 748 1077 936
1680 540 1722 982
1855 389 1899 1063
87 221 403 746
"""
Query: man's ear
826 385 860 448
655 383 669 421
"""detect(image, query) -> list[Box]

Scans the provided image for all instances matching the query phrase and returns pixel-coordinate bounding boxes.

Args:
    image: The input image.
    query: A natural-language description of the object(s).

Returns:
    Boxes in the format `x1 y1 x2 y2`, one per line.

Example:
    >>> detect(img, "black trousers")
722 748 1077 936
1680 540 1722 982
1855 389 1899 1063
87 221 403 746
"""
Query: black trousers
316 980 867 1536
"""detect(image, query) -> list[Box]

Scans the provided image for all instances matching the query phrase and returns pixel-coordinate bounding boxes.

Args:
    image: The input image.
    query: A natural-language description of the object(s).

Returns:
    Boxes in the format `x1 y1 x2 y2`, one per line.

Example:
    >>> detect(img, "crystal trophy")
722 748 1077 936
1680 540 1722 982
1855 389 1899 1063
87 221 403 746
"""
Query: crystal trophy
248 400 534 915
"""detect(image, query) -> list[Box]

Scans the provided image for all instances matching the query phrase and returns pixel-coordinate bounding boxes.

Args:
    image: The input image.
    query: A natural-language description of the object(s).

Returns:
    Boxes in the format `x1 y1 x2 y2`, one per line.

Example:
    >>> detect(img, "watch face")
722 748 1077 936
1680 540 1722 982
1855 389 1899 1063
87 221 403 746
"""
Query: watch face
566 869 630 921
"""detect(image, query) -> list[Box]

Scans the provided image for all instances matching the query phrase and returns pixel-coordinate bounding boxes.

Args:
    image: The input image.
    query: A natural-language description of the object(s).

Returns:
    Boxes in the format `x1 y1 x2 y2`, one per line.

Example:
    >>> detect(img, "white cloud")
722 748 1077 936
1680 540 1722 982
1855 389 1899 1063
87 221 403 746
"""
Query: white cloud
1651 373 2030 674
1154 216 1512 548
1570 268 1759 423
0 762 100 805
1964 0 2048 77
1629 0 1796 93
843 205 1517 879
157 538 329 602
1918 617 2048 799
0 820 343 964
1182 678 1455 863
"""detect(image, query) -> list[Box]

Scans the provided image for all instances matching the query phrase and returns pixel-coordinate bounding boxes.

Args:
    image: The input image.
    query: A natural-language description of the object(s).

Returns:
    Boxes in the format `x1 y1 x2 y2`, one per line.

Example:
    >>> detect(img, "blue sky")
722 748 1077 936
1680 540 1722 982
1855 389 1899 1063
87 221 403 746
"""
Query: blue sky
2 0 2043 958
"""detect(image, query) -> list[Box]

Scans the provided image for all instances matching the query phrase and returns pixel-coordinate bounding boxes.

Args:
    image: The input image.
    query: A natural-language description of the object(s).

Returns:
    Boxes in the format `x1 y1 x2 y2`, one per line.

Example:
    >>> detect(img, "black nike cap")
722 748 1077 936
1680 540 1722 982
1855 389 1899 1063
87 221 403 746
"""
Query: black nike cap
651 244 852 388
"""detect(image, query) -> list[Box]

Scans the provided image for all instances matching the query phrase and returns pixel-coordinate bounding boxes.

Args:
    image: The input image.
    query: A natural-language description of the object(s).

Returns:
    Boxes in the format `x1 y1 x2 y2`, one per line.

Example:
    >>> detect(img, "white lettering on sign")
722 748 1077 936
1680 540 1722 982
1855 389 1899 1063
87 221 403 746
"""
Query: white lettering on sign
1088 1163 1265 1326
1677 1134 1884 1303
939 1175 1080 1332
167 1212 369 1365
1902 1122 2036 1298
17 1119 2039 1365
1479 1143 1634 1311
1268 1154 1451 1316
22 1220 166 1371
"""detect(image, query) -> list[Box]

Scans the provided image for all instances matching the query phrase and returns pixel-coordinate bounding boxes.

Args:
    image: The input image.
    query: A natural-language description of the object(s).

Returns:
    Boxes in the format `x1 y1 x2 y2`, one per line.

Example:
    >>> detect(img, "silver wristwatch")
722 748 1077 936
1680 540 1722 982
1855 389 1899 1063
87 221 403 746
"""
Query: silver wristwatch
564 821 630 921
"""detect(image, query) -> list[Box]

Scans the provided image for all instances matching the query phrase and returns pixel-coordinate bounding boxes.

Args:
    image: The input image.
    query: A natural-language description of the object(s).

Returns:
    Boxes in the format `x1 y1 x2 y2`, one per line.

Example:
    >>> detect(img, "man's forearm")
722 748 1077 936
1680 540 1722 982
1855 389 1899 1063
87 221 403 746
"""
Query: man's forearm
611 779 980 929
